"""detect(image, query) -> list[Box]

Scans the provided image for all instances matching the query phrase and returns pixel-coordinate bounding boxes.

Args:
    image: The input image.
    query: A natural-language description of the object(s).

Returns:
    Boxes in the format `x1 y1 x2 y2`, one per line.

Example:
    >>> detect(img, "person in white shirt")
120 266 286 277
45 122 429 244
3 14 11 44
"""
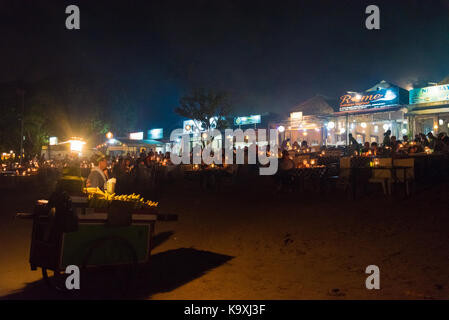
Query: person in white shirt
87 155 108 191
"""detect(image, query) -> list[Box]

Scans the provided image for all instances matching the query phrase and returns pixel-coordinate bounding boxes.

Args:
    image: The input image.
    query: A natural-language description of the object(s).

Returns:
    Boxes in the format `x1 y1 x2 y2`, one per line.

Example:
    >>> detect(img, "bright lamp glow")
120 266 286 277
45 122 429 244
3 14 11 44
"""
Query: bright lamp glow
340 128 346 134
69 140 85 152
439 119 444 126
401 128 407 134
361 122 367 128
49 137 58 146
383 124 389 131
327 121 335 129
106 132 113 139
277 126 285 133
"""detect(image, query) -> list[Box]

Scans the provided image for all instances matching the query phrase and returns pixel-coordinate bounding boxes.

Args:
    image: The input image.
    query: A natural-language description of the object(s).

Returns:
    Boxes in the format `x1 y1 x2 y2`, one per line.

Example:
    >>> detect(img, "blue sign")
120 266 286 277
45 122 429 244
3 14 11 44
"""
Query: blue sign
409 84 449 105
234 115 261 126
339 88 400 112
148 128 163 140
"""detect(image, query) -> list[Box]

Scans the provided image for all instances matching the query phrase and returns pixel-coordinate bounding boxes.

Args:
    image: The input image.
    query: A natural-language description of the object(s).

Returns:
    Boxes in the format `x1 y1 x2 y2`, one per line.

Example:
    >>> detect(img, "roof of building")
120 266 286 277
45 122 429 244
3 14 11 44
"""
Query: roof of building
438 75 449 85
290 95 338 115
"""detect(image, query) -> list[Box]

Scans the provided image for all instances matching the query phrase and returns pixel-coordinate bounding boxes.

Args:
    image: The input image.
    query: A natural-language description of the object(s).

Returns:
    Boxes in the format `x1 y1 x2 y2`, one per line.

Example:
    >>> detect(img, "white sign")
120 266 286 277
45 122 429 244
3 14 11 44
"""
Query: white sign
129 132 144 140
290 112 303 120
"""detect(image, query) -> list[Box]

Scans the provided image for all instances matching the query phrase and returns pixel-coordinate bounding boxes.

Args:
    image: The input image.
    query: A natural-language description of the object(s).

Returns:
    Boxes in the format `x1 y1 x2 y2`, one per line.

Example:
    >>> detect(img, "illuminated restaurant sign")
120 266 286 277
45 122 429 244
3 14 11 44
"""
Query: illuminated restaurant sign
234 115 261 125
409 84 449 105
339 88 399 112
129 132 144 140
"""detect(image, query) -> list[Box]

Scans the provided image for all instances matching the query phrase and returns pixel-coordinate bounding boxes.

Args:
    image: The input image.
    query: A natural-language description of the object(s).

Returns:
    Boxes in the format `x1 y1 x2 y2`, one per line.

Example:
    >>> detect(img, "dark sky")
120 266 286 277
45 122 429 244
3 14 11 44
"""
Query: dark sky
1 0 449 129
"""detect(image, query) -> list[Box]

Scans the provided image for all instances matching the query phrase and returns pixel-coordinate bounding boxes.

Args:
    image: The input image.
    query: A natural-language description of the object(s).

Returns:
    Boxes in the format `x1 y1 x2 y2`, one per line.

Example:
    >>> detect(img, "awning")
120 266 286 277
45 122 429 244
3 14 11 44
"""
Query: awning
116 138 163 146
332 105 405 116
407 102 449 115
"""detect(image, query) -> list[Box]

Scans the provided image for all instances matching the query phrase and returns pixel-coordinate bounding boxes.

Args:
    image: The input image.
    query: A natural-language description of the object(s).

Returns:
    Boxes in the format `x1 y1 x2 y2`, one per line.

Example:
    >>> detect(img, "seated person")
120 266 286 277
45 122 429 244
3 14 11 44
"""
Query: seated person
371 142 379 154
300 140 308 150
279 150 295 171
361 142 371 153
292 141 300 151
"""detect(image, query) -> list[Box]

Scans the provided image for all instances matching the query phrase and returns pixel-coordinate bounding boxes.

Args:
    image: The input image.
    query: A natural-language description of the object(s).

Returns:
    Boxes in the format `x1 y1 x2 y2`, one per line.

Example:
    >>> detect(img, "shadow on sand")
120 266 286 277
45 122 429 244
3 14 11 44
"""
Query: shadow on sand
1 232 233 300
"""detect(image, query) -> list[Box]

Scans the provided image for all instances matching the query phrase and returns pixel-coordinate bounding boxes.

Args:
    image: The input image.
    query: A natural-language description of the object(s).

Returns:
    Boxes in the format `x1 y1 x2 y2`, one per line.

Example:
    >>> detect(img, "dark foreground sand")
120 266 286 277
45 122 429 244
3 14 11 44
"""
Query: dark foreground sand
1 176 449 299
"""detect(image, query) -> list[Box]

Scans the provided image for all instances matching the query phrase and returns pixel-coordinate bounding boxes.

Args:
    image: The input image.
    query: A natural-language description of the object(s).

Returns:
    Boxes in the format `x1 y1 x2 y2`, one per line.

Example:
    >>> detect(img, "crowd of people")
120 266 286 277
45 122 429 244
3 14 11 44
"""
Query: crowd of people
4 129 449 194
346 130 449 156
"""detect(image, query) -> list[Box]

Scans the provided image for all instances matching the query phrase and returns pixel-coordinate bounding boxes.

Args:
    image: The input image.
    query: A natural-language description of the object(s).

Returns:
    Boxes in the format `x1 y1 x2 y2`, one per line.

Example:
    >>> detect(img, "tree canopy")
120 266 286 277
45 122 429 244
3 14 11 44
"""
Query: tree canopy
0 75 140 156
175 88 232 132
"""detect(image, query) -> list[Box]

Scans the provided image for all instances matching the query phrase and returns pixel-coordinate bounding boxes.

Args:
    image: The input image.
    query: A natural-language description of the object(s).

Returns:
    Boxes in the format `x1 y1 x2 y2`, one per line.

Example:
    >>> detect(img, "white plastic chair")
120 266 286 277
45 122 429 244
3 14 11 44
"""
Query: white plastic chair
368 158 392 195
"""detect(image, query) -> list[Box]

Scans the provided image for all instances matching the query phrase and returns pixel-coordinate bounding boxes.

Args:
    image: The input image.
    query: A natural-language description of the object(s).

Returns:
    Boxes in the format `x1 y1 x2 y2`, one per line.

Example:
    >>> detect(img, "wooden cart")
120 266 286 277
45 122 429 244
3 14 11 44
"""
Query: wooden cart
17 194 177 294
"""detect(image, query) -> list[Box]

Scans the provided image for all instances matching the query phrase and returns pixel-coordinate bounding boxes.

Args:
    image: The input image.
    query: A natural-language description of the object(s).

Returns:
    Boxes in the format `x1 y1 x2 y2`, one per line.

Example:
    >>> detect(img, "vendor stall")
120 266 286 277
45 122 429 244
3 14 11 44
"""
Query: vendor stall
17 179 177 294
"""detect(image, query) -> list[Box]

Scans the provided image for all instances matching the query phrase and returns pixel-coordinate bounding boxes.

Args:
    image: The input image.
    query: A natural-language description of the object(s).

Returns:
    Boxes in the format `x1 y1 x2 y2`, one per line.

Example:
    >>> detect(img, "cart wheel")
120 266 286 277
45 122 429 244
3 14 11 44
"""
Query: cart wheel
42 268 70 293
81 236 138 298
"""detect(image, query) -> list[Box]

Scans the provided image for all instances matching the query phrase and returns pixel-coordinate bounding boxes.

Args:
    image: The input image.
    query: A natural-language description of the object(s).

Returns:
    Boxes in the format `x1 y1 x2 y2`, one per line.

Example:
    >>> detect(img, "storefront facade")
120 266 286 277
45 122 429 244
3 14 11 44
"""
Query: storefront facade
326 107 408 145
324 83 410 146
280 111 326 147
407 83 449 136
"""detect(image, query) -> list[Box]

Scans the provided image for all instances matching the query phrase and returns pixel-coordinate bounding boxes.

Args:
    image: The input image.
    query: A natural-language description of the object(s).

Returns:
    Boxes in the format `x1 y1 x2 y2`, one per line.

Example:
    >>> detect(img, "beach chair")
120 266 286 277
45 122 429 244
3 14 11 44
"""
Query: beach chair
368 158 392 195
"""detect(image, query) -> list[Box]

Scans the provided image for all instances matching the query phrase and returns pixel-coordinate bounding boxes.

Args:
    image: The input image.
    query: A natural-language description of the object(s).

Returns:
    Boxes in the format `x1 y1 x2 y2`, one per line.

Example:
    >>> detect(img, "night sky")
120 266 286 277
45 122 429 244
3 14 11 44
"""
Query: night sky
1 0 448 129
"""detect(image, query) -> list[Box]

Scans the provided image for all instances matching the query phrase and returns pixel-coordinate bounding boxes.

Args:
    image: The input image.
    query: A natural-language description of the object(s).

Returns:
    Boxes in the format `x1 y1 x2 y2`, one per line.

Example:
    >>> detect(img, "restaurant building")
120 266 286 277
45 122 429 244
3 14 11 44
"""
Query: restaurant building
325 81 410 146
280 95 336 147
407 78 449 136
100 130 165 157
275 81 411 147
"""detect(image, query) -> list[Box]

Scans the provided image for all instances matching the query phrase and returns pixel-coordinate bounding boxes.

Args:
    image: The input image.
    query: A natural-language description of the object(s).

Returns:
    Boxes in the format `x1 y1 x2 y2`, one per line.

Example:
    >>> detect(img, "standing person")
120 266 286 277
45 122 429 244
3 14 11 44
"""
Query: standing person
427 132 437 149
382 129 391 147
86 155 108 190
348 133 360 154
348 133 359 146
